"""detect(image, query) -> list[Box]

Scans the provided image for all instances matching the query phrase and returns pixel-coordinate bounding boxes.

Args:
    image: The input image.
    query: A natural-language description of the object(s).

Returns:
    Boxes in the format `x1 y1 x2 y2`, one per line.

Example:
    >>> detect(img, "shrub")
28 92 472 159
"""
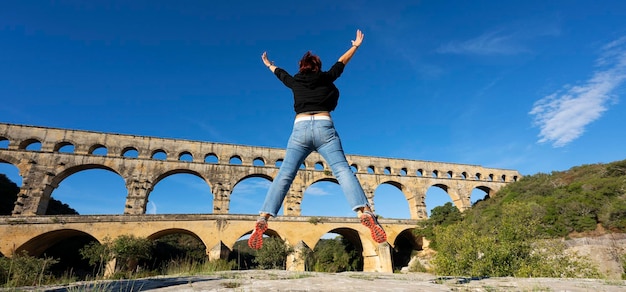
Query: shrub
0 251 59 287
254 237 293 269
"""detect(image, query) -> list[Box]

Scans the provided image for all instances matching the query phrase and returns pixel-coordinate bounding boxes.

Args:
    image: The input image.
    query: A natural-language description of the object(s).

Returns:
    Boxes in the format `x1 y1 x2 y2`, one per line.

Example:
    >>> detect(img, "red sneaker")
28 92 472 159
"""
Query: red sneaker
360 211 387 243
248 217 268 250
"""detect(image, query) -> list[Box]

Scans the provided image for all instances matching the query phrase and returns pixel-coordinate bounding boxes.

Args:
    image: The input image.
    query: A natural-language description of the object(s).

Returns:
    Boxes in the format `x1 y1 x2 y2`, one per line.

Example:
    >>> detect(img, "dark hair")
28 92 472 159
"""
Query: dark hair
298 51 322 73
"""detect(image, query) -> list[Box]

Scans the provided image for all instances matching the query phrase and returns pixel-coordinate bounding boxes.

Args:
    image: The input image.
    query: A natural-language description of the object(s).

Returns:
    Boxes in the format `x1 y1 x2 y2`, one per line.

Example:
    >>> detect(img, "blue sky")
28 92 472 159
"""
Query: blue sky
1 1 625 219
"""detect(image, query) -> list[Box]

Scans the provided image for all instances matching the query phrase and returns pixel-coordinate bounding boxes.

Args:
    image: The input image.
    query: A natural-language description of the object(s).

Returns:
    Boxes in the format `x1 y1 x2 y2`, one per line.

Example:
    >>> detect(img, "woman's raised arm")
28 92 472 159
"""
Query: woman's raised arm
338 29 364 65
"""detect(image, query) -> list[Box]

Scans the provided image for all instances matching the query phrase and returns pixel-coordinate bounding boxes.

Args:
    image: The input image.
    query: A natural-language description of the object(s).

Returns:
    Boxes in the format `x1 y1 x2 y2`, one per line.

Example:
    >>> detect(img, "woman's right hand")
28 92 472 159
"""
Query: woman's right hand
351 29 364 47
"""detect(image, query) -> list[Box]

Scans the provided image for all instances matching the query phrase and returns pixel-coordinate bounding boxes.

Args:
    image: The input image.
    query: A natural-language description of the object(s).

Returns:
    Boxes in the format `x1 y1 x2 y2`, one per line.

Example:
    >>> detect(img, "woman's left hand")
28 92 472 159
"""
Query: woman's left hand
261 52 274 67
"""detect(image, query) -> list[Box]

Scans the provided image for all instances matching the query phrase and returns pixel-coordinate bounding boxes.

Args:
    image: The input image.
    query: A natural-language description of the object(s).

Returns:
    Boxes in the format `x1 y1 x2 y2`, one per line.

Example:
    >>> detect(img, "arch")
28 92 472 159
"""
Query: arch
350 164 358 173
0 136 8 149
275 159 283 167
54 141 75 153
309 227 364 272
424 184 454 217
392 228 422 271
20 138 42 150
15 229 99 257
253 157 265 167
230 174 272 215
416 169 423 177
0 160 21 215
151 149 167 160
500 174 506 182
446 171 453 179
205 153 218 163
470 186 491 206
383 167 391 175
179 151 193 162
399 168 407 176
314 162 325 171
475 173 482 180
149 170 213 214
302 180 348 216
51 165 127 214
148 228 208 268
122 146 139 158
367 166 375 174
488 174 494 181
373 181 410 219
461 172 468 179
431 170 439 178
88 144 107 156
229 155 242 165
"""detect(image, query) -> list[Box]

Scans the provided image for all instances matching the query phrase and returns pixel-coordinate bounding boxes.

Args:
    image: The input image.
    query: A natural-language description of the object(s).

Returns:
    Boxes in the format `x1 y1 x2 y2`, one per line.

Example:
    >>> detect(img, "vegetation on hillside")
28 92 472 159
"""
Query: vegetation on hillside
416 159 626 278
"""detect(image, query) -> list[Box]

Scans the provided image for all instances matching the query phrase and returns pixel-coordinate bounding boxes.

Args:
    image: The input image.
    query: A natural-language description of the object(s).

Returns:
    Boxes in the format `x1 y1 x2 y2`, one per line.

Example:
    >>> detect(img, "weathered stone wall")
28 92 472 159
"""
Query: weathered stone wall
0 122 521 219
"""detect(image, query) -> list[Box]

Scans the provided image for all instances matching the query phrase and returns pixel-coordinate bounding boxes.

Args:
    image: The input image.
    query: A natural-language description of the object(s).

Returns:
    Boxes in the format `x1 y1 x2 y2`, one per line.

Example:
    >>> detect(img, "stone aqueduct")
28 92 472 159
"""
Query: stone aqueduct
0 122 521 272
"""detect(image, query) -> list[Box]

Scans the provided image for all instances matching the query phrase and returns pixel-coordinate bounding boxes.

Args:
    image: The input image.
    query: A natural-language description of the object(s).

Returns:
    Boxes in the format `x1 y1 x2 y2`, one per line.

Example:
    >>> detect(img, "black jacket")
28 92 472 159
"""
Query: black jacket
273 62 345 114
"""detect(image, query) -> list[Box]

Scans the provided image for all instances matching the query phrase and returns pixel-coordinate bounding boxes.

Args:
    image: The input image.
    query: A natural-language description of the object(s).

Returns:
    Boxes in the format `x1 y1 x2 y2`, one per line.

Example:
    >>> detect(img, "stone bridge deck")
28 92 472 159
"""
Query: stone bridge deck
0 214 418 272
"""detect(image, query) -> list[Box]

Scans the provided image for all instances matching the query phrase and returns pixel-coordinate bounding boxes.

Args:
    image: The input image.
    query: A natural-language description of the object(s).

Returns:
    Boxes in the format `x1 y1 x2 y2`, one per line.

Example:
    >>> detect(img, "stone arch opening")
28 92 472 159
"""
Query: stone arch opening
179 151 193 162
301 179 351 217
229 155 242 165
205 153 218 163
309 228 364 272
51 165 127 214
230 174 272 215
230 228 283 270
15 229 99 279
150 170 212 214
373 181 411 219
400 168 407 176
148 228 208 270
20 139 42 150
0 136 8 148
253 157 265 166
392 228 422 271
151 149 167 160
350 164 358 173
424 184 454 217
122 147 138 158
88 144 107 156
54 141 75 153
314 162 324 170
0 159 21 215
471 186 492 207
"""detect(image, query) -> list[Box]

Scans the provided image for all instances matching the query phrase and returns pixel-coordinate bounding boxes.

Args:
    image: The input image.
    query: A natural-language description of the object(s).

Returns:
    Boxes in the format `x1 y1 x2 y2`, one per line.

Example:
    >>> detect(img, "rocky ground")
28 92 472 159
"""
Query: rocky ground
11 270 626 292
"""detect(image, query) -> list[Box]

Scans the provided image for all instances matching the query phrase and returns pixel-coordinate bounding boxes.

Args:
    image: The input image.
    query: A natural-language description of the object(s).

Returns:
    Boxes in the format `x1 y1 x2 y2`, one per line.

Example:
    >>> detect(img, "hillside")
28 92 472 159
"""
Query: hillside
417 159 626 279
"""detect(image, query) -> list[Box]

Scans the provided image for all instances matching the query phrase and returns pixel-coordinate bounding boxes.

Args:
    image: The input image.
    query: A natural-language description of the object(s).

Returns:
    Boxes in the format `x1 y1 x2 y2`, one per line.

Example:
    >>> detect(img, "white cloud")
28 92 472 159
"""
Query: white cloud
438 30 526 55
437 20 560 56
147 201 157 214
305 184 333 196
530 37 626 147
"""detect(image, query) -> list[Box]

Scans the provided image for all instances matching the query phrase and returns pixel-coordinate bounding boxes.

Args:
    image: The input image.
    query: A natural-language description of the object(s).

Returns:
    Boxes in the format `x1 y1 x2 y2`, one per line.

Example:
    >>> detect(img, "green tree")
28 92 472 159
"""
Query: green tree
80 235 154 275
414 202 462 249
308 237 361 272
254 237 292 269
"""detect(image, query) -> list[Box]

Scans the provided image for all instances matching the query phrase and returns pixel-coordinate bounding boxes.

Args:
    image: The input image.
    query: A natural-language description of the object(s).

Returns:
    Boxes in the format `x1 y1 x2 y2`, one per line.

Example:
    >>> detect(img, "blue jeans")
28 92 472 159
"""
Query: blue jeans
260 118 369 217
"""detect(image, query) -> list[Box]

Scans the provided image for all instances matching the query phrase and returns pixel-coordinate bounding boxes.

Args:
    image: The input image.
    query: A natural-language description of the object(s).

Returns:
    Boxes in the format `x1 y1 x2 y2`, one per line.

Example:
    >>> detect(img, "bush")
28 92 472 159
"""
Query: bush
80 235 154 276
0 251 59 287
308 237 361 272
431 203 601 278
254 237 293 269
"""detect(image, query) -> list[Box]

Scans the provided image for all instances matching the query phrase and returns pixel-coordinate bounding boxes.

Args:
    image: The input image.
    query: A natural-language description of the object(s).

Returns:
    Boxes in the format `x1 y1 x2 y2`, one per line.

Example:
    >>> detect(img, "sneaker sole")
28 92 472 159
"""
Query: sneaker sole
361 215 387 243
248 222 268 250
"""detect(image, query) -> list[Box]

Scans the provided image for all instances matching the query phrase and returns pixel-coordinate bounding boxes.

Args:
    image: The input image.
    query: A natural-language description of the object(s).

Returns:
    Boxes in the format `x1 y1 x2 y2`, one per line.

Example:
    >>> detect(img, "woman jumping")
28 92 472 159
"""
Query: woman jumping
248 29 387 250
